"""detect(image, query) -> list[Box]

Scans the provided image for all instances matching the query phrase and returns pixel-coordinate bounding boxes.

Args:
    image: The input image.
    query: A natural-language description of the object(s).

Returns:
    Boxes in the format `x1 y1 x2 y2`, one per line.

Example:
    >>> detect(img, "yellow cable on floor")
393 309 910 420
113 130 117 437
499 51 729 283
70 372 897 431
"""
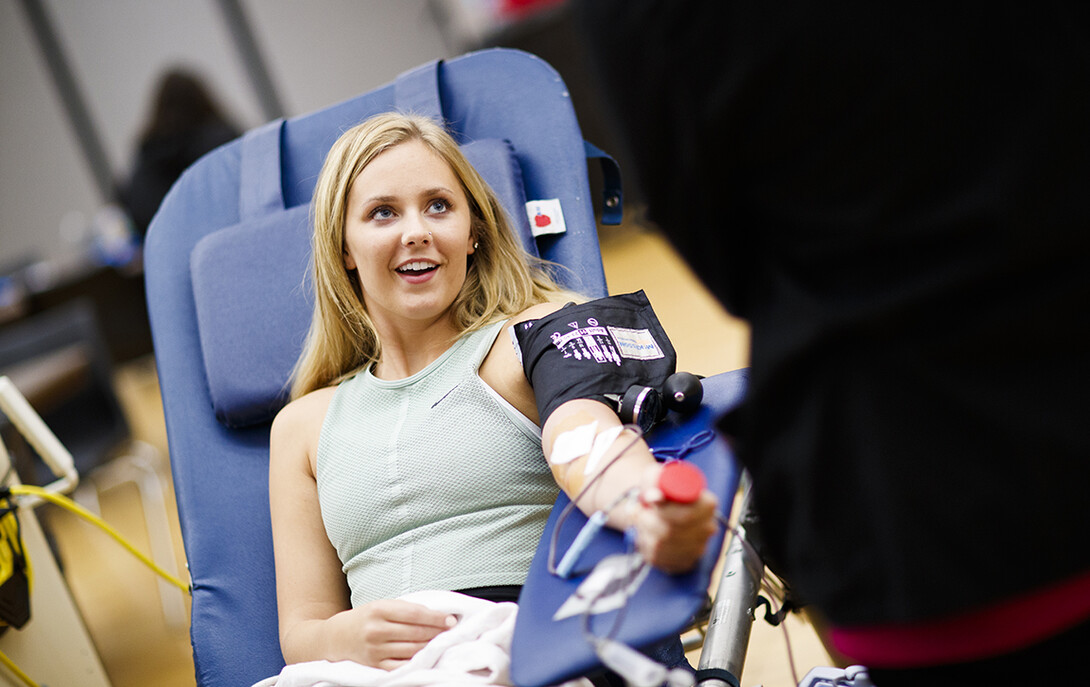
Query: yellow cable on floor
0 484 190 687
7 484 191 594
0 646 39 687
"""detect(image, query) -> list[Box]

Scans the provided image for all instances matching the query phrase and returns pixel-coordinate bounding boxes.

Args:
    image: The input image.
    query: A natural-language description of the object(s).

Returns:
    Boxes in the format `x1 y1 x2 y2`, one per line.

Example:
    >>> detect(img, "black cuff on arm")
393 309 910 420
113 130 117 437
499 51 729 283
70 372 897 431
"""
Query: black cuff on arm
512 291 677 425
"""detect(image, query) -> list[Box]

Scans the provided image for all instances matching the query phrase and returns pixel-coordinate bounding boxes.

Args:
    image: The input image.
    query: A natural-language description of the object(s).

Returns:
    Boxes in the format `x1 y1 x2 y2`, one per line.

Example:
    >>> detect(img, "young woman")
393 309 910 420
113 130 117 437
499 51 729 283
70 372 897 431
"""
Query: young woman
269 113 718 671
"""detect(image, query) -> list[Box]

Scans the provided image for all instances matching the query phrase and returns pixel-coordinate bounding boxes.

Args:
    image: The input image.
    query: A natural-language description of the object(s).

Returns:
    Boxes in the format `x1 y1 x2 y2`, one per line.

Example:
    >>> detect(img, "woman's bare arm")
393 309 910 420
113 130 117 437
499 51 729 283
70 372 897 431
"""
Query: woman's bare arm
542 398 718 574
269 390 454 668
480 305 718 574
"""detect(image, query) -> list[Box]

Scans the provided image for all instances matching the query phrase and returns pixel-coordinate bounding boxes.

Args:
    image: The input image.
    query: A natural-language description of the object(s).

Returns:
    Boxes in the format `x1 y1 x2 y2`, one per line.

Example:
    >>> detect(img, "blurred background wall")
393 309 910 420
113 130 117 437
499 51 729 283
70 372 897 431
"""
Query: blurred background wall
0 0 462 271
3 0 636 364
0 0 628 271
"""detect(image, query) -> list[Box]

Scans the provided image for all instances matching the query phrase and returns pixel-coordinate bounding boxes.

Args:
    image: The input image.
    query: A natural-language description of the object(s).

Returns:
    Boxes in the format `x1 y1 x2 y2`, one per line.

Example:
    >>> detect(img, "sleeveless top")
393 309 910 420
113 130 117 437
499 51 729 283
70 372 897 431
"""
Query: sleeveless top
315 320 558 607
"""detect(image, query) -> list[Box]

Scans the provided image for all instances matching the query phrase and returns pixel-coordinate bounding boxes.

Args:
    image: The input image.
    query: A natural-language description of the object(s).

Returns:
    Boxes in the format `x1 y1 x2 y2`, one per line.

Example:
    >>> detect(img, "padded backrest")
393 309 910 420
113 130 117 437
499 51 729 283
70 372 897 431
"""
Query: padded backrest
191 135 538 428
145 49 617 687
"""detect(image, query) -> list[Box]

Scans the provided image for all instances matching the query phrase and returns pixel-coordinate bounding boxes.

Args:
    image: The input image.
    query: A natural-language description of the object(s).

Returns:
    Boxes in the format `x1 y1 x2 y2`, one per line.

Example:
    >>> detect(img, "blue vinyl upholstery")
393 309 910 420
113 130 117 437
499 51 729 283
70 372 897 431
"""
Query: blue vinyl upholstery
145 49 616 687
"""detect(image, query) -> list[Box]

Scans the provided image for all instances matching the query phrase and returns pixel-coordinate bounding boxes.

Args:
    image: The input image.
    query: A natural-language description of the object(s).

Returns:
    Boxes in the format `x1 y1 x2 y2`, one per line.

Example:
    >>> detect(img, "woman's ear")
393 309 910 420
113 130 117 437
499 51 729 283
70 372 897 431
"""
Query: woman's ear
467 234 478 256
343 249 356 270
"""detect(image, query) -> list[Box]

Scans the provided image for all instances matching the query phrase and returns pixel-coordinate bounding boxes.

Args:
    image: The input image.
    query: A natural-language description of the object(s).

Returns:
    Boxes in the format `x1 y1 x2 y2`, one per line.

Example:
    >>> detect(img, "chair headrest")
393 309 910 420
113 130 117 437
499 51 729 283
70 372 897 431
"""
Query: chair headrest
190 138 534 428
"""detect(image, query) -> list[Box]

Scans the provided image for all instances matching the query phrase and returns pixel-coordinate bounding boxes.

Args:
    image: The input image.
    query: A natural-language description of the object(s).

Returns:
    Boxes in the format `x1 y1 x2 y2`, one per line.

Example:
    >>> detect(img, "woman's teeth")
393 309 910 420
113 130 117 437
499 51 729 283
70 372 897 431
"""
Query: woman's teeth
397 262 437 274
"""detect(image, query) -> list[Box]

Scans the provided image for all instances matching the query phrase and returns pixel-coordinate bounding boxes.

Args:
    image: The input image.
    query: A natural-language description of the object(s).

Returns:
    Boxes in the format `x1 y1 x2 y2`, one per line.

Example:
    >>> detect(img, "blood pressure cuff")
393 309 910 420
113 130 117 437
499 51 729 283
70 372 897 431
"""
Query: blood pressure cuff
512 290 676 424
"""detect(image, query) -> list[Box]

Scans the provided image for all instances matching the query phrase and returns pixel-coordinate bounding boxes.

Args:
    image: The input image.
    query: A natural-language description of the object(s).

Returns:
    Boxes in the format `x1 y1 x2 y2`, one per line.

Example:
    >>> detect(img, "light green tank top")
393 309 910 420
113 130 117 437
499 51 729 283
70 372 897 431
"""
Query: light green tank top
315 320 558 607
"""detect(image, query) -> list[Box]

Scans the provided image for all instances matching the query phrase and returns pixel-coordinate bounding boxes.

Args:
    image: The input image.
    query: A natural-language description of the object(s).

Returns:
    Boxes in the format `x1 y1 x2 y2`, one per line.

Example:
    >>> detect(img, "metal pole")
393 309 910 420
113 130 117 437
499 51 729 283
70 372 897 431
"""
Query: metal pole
697 476 764 686
17 0 117 202
213 0 286 121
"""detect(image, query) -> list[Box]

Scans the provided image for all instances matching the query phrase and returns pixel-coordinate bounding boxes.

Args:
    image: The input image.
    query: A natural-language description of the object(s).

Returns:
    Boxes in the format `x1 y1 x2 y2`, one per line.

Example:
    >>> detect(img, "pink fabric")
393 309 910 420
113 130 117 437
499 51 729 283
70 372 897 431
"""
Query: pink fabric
830 569 1090 668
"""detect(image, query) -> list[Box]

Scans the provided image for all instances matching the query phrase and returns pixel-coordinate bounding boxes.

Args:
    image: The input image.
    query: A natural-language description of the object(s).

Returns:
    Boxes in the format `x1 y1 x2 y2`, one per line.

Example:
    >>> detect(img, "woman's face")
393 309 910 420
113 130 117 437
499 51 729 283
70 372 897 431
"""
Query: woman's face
342 138 476 332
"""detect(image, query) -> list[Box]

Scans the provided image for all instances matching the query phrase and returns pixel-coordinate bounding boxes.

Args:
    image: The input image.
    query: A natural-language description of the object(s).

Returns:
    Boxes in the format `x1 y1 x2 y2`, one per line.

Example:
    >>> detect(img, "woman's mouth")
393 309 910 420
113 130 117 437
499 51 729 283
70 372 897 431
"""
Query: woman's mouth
396 260 438 282
396 261 438 274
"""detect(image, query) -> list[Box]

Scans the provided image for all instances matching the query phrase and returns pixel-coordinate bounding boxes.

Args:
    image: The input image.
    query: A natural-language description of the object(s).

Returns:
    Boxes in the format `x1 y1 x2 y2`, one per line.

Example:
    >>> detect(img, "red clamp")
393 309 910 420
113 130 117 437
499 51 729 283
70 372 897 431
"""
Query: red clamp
657 461 706 504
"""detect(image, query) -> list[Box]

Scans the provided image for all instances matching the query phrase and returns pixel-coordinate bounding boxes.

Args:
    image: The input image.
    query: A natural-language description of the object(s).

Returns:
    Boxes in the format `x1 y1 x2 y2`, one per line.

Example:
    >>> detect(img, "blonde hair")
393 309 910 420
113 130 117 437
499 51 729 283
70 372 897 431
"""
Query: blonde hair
290 112 579 399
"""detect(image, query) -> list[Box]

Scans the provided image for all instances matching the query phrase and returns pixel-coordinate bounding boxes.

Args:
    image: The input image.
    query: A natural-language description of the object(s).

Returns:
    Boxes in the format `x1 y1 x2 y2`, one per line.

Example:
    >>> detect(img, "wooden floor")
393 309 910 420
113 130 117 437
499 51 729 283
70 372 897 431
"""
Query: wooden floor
37 217 834 687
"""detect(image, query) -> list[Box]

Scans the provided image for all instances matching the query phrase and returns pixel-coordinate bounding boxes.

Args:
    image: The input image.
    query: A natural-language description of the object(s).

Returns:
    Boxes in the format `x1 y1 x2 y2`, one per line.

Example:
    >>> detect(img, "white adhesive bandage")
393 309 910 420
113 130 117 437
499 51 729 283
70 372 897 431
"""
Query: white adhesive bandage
584 425 625 476
549 421 598 465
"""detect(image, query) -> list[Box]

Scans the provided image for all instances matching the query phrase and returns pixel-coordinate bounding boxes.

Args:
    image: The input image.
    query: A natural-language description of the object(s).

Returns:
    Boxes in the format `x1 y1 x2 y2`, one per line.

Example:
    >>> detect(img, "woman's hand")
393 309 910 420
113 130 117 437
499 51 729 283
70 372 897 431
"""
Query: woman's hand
333 599 456 670
542 399 721 575
630 464 719 574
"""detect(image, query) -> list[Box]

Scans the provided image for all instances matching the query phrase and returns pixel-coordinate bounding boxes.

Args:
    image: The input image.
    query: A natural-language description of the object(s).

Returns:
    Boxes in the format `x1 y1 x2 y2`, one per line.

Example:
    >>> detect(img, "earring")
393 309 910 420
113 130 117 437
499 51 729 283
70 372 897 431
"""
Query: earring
474 241 479 249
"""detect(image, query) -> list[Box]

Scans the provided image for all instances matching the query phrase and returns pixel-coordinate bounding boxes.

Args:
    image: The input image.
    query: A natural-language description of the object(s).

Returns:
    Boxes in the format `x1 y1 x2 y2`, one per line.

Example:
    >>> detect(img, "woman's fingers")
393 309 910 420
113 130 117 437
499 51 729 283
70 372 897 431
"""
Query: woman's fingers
372 620 449 644
636 489 720 573
374 641 434 669
373 599 457 631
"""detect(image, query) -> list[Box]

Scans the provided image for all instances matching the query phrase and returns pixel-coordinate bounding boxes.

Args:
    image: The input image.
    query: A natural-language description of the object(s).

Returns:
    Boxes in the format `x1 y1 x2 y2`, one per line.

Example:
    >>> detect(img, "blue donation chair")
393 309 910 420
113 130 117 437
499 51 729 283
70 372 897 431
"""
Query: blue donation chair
144 48 744 687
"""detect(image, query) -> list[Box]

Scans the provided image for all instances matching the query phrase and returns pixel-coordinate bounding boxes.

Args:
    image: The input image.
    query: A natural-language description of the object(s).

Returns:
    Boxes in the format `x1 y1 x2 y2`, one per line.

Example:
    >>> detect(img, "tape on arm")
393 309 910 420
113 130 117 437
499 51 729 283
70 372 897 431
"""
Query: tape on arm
548 419 638 503
547 421 626 470
511 291 677 426
549 420 599 466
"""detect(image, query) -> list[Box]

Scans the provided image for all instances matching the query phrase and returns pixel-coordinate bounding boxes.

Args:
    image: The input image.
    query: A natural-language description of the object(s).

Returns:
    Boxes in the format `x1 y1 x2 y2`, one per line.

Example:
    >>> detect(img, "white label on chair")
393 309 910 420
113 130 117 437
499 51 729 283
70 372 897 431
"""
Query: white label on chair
526 199 567 237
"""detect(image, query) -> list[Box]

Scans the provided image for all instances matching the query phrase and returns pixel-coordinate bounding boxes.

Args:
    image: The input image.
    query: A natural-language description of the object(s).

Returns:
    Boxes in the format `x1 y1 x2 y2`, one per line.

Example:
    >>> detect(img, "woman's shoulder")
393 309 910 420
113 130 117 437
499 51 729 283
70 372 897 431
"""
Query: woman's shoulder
271 386 339 446
486 300 567 359
270 386 341 475
475 302 570 423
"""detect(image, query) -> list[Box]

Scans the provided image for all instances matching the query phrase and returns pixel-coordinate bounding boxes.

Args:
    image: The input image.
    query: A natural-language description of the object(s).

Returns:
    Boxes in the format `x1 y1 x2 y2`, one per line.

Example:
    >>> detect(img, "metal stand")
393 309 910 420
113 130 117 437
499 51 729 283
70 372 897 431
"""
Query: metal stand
696 475 764 687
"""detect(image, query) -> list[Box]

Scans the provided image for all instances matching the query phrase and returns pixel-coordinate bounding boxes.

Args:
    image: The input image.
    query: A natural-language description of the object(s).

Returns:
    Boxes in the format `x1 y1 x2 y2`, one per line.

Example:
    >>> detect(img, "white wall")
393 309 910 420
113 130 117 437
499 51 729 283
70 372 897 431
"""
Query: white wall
0 0 453 270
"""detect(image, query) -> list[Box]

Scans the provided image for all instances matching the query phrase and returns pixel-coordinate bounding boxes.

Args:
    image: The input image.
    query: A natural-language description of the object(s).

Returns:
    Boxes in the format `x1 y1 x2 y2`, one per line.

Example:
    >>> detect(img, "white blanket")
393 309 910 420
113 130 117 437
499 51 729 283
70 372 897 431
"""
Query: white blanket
252 590 591 687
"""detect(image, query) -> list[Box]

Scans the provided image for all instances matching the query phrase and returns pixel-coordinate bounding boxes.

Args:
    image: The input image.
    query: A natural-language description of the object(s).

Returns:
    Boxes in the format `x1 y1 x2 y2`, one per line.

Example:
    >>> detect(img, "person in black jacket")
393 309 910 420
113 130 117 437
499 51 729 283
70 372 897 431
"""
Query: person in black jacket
578 2 1090 684
121 69 240 239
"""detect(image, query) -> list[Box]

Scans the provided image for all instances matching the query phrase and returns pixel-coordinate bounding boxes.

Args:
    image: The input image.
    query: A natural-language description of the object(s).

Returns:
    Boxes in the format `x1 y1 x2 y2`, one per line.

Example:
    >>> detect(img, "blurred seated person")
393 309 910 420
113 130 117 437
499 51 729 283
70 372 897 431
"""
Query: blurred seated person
121 68 240 239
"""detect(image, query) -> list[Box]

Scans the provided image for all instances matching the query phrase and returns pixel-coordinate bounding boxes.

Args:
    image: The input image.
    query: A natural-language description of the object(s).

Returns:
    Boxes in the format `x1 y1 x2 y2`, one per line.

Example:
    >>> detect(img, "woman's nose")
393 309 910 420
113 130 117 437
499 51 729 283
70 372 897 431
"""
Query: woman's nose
401 221 432 246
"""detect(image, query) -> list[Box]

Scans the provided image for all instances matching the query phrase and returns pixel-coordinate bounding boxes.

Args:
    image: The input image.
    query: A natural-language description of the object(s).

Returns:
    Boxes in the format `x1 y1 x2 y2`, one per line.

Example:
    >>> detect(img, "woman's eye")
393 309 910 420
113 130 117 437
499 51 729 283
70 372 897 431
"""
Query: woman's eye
427 199 450 214
370 206 394 221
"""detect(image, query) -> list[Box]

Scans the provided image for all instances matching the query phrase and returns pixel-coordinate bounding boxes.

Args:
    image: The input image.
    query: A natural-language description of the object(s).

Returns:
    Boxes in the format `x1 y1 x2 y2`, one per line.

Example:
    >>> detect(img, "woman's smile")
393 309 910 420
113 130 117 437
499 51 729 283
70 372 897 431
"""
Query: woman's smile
395 259 440 284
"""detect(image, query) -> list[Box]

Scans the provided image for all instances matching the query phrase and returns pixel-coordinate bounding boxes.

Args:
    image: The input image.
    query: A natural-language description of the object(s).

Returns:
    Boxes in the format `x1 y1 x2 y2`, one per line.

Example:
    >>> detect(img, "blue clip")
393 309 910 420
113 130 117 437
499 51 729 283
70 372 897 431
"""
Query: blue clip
556 510 609 578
